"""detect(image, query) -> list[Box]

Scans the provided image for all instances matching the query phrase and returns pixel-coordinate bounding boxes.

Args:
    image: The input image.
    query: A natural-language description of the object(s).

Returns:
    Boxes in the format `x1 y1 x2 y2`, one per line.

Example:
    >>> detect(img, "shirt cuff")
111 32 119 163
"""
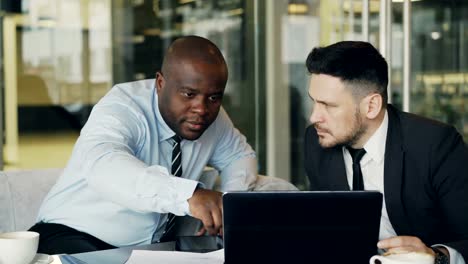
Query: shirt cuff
432 244 466 264
181 181 206 217
134 165 198 215
172 177 198 216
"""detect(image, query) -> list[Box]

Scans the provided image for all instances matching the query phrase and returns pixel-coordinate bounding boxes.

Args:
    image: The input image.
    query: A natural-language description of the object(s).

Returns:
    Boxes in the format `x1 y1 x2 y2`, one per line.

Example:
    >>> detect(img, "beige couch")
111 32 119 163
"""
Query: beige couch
0 168 63 233
0 168 298 234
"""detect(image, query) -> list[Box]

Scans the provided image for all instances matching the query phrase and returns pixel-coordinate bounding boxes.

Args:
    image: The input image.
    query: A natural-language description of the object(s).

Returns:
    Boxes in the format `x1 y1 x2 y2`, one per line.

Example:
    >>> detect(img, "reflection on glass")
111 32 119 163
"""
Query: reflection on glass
4 0 464 188
285 0 381 189
2 0 253 170
3 0 112 169
113 0 255 158
391 1 467 140
286 0 467 189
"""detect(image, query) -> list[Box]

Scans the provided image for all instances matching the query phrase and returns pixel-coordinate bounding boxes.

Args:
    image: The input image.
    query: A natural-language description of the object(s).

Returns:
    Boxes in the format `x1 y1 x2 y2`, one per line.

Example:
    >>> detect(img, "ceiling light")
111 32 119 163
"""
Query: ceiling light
288 3 308 15
179 0 196 4
392 0 422 3
430 31 441 40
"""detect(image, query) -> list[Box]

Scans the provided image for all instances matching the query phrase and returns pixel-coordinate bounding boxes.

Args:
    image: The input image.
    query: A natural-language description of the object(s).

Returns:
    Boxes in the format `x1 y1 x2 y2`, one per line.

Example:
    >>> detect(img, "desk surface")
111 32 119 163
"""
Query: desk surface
60 242 175 264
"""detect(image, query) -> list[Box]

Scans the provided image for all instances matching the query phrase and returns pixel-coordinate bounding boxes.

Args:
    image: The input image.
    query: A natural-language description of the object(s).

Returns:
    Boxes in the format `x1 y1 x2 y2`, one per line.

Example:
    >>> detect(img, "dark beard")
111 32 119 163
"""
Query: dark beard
334 108 367 148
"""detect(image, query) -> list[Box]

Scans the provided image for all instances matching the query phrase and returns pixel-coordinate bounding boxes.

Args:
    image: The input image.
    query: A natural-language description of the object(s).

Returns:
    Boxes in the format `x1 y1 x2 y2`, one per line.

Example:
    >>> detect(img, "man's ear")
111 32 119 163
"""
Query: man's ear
155 72 164 93
362 93 383 120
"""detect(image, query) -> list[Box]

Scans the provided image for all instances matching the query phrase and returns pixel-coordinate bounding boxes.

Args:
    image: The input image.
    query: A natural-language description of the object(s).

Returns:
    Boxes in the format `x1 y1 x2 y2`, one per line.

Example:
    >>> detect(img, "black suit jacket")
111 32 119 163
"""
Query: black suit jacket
304 104 468 260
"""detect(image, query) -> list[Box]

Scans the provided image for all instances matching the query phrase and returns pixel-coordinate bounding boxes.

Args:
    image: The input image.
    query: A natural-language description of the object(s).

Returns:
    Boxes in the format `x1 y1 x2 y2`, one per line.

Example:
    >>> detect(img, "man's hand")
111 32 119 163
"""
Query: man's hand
188 188 223 236
377 236 436 256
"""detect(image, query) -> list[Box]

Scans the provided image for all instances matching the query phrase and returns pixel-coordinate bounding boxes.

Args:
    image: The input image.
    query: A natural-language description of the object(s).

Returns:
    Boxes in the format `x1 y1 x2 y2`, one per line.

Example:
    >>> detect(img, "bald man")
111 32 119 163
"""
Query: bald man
30 36 257 254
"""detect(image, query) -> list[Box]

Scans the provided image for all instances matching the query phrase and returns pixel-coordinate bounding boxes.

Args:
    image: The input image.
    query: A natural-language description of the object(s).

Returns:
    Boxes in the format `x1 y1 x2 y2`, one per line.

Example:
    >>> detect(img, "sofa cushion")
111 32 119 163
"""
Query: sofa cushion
0 169 62 232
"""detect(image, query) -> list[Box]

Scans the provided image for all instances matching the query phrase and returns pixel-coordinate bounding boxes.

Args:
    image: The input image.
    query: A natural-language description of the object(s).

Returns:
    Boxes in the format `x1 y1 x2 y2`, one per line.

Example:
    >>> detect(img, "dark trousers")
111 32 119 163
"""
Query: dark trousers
29 222 117 255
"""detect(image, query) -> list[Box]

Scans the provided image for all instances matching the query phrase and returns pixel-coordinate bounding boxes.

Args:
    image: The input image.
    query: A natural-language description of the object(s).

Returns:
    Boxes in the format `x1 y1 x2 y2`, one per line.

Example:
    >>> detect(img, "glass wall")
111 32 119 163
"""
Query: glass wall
267 0 381 189
391 0 467 139
1 0 467 190
111 0 258 155
263 0 467 189
1 0 112 169
0 0 259 171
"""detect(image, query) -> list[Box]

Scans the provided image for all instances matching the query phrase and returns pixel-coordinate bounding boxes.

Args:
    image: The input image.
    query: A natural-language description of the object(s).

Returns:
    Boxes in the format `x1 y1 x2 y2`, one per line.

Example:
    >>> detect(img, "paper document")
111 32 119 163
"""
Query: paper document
125 249 224 264
51 255 63 264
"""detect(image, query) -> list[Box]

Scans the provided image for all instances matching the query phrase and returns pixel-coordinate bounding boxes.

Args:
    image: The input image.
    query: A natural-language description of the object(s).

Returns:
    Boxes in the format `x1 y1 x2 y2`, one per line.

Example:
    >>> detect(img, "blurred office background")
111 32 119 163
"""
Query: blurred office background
0 0 466 190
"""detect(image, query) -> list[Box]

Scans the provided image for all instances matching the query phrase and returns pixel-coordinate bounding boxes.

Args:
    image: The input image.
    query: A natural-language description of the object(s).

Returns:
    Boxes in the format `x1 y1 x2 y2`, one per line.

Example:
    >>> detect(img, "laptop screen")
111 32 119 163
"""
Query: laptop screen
223 191 382 264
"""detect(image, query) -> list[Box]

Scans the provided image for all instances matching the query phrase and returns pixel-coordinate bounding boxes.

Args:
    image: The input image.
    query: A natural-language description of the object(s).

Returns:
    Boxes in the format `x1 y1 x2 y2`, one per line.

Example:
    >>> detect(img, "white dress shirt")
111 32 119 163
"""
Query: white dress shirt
342 111 465 264
37 79 257 247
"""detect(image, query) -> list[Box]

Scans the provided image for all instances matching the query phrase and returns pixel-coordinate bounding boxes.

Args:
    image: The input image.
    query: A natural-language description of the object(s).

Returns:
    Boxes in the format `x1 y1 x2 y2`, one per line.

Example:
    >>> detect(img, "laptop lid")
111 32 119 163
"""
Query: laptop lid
223 191 382 264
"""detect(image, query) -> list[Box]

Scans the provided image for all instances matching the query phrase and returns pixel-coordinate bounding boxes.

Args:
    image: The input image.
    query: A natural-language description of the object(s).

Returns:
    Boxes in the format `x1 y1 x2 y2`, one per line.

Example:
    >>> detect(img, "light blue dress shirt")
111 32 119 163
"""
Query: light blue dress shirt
37 79 257 247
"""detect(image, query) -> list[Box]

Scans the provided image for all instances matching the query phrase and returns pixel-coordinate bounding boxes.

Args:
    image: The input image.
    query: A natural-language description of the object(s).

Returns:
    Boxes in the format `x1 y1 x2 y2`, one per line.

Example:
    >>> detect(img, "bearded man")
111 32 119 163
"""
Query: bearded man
304 41 468 264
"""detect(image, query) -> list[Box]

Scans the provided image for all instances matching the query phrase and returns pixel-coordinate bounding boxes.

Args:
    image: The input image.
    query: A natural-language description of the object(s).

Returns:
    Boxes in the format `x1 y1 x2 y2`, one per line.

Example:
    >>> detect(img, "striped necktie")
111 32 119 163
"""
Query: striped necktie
158 135 183 243
171 135 182 177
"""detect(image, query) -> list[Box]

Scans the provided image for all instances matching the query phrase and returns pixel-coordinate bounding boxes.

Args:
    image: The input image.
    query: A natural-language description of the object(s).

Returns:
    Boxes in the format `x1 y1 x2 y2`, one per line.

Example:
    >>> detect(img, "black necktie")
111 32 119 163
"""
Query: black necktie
158 135 183 242
347 147 366 191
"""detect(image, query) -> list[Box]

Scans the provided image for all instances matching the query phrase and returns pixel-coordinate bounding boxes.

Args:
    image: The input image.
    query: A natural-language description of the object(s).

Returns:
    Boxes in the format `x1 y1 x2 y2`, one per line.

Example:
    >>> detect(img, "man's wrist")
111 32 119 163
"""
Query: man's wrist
432 246 449 264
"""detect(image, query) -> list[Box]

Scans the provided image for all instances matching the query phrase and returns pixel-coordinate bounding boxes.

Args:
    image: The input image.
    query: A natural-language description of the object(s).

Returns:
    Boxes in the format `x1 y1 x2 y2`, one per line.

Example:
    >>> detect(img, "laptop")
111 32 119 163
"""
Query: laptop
223 191 383 264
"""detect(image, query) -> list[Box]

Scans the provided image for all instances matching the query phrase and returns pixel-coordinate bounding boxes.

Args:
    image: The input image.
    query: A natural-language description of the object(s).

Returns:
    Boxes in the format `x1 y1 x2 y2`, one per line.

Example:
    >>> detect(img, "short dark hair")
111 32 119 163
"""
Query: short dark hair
306 41 388 105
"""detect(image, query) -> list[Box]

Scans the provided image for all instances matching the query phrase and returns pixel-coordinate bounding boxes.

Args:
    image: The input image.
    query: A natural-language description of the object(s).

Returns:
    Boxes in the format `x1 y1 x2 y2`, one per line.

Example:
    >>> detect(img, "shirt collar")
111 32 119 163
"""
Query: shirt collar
153 83 176 142
362 110 388 164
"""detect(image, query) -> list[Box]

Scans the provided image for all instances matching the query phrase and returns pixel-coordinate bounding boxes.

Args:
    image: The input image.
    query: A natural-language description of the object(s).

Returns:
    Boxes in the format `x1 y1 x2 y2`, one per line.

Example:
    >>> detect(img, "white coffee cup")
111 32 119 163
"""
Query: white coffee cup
0 231 40 264
370 252 435 264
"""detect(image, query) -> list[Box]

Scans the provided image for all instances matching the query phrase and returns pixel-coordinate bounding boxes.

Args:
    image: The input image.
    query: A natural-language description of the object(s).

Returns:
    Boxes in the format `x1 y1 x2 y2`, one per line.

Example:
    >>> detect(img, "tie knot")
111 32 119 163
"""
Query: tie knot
172 135 182 144
347 147 366 163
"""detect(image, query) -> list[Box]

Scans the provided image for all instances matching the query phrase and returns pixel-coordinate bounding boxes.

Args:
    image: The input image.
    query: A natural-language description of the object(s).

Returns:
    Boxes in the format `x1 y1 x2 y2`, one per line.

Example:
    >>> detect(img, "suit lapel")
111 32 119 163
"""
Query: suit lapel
321 147 350 190
384 105 411 235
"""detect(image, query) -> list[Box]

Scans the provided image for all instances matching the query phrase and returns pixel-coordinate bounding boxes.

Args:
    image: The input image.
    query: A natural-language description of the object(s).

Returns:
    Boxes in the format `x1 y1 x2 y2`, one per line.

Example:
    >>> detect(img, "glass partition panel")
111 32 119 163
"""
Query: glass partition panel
391 0 467 140
278 0 380 189
411 1 467 139
111 0 258 164
1 0 112 169
1 0 257 171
